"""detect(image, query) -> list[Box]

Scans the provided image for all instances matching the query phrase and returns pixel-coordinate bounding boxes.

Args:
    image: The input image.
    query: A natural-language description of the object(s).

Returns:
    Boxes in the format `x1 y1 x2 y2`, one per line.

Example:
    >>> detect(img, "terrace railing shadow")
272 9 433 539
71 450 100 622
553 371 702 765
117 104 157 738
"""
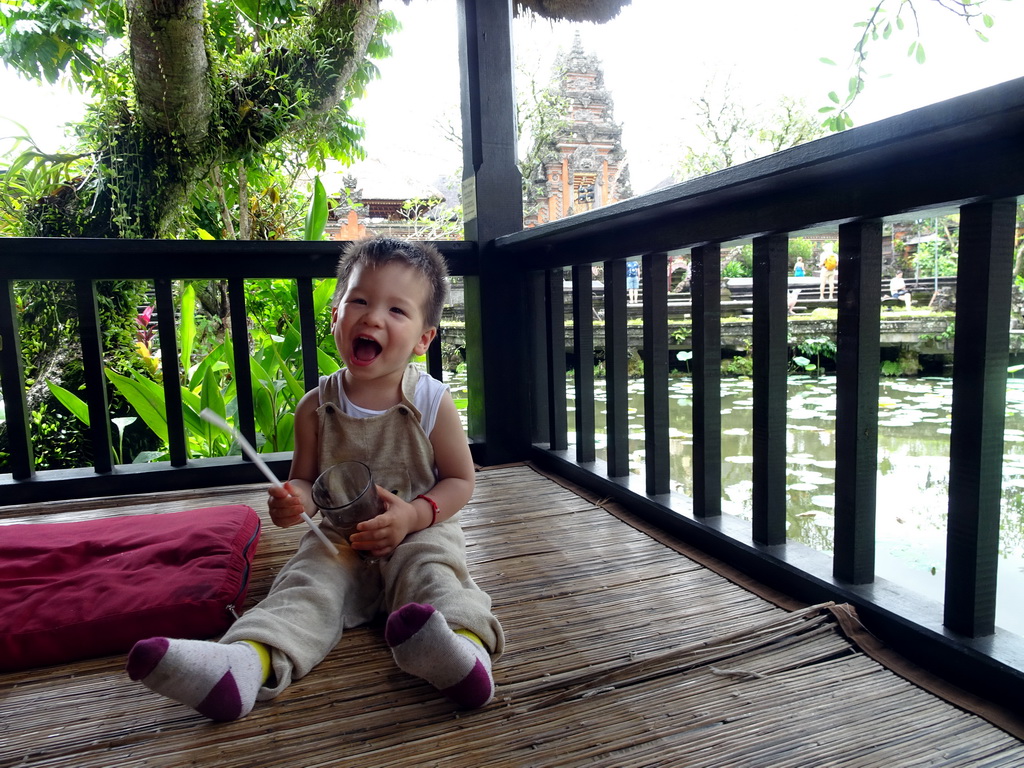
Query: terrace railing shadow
3 78 1024 714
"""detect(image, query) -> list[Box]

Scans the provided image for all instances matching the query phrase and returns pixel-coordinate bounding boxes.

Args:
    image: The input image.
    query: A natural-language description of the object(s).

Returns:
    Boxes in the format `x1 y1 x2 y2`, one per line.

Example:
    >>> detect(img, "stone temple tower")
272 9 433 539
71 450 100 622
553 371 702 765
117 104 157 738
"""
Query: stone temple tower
523 33 632 228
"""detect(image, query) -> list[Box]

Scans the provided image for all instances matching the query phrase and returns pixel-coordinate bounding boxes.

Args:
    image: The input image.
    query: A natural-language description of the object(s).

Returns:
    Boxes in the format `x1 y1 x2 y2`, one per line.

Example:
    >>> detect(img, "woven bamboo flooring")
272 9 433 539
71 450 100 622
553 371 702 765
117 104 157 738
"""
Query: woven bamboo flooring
2 464 1022 767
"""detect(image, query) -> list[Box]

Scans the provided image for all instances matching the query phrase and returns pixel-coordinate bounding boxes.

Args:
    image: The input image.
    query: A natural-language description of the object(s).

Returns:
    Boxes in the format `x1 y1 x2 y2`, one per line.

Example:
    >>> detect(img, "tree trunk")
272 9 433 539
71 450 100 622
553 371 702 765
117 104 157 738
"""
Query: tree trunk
128 0 212 145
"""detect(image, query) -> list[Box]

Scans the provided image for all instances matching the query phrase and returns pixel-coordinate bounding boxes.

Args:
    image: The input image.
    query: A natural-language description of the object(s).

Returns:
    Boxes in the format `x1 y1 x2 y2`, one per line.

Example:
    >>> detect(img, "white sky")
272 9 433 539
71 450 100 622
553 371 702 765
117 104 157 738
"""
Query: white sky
3 0 1024 193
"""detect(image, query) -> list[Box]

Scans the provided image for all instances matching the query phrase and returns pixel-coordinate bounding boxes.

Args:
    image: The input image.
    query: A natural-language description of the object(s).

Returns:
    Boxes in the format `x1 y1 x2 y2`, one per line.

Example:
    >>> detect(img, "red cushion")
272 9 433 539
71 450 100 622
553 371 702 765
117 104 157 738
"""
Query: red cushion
0 504 261 672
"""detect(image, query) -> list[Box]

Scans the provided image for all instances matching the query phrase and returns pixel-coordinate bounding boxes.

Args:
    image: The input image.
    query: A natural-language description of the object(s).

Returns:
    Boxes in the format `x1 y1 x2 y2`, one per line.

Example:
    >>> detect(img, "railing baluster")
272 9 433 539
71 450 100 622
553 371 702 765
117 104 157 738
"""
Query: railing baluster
74 279 114 474
642 251 670 495
944 198 1017 637
752 234 790 545
692 244 722 517
603 258 629 477
154 278 187 467
529 271 551 446
545 268 568 451
228 277 258 453
296 277 320 393
427 330 444 382
572 264 596 463
0 278 34 479
833 220 884 584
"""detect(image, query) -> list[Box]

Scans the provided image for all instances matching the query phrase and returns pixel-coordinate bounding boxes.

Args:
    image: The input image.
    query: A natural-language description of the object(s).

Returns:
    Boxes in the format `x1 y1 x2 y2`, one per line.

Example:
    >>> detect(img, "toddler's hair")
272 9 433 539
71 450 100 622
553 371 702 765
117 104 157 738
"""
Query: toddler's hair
333 237 449 327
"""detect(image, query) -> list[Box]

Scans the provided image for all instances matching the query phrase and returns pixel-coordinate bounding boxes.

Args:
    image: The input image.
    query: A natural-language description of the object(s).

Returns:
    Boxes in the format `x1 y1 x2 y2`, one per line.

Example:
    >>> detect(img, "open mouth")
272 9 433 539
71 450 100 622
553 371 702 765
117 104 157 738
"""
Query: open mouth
352 336 383 364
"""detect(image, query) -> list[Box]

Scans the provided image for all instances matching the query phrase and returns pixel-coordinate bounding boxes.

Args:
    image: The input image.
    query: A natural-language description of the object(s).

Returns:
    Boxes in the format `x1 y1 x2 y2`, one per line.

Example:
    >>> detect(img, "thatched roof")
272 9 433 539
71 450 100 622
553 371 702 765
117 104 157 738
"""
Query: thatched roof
515 0 631 22
398 1 631 24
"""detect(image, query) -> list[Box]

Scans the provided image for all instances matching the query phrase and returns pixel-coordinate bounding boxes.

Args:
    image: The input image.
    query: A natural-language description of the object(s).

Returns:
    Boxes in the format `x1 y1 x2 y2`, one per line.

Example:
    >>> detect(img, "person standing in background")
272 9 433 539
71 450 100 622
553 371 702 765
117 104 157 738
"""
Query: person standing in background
626 260 640 303
818 244 838 300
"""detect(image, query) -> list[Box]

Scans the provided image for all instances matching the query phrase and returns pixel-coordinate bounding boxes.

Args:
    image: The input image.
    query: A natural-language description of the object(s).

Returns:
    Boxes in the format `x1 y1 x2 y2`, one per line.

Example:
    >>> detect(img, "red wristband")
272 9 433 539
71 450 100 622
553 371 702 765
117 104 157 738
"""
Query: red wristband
416 494 440 527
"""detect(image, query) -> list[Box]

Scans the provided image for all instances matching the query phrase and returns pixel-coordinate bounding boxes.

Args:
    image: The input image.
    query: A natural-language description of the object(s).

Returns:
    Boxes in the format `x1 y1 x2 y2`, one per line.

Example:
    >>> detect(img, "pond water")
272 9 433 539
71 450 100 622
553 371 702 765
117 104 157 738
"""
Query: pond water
557 375 1024 637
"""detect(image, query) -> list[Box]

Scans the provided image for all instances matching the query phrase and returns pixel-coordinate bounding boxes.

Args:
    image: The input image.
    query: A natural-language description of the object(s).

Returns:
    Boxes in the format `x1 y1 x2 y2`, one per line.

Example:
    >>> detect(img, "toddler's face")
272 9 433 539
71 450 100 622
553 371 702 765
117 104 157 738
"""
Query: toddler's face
332 261 435 378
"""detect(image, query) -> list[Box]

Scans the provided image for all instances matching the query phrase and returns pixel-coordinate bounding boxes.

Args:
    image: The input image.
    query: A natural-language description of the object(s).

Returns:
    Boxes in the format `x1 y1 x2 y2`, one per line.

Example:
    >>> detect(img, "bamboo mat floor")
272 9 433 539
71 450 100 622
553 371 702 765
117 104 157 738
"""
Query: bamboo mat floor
2 464 1023 767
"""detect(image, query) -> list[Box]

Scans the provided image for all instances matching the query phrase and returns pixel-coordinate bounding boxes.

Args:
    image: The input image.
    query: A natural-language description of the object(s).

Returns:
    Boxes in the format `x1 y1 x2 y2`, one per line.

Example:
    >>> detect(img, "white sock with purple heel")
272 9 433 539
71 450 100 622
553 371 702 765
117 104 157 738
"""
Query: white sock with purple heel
126 637 267 722
385 602 495 708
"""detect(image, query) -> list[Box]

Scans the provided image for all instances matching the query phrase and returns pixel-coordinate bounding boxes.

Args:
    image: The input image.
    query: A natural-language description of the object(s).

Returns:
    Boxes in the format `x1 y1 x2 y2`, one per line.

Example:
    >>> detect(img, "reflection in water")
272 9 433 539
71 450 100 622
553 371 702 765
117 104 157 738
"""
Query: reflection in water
571 375 1024 636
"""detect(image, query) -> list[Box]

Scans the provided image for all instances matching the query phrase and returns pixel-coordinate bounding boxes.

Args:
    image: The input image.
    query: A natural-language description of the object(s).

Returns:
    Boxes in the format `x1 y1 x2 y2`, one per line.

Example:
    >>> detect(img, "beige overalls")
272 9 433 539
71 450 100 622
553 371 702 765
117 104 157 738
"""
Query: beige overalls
221 365 504 699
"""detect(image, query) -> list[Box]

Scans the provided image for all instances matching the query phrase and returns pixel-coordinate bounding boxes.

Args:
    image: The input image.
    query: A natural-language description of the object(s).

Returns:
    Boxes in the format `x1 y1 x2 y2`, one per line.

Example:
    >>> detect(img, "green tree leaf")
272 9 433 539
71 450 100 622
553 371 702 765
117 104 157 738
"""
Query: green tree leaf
275 412 296 452
179 282 196 383
199 364 227 453
253 383 276 448
187 340 225 391
317 347 342 375
302 176 329 241
200 364 226 423
249 355 277 443
313 276 338 316
105 369 169 443
45 380 90 426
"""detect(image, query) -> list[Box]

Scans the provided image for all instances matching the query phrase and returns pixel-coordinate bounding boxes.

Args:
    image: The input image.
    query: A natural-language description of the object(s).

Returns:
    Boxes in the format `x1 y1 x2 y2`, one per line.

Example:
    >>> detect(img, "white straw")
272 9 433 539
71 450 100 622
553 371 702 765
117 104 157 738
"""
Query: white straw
199 408 339 555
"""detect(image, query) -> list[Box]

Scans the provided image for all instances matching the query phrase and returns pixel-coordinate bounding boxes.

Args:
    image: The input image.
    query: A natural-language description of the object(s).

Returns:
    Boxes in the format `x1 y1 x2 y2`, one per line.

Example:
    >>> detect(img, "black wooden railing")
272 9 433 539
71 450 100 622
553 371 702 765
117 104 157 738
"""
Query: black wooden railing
497 77 1024 709
0 240 475 502
2 76 1023 712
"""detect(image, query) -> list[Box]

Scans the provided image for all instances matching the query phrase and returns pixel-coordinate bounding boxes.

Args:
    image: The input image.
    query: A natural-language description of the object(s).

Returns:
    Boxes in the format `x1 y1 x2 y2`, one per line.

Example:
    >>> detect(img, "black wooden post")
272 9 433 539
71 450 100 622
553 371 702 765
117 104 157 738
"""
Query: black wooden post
751 234 790 545
0 279 33 479
603 258 629 477
545 268 568 451
833 221 883 584
74 280 114 474
154 278 187 467
228 278 258 453
691 243 722 518
426 331 444 382
457 0 527 464
643 251 670 495
944 199 1016 637
529 270 551 446
295 276 321 393
572 264 596 464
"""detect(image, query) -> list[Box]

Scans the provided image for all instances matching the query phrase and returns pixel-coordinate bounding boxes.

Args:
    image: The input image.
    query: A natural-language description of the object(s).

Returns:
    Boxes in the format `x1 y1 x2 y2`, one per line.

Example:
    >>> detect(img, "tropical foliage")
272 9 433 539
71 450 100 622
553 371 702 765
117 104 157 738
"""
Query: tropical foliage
42 276 342 464
0 0 396 239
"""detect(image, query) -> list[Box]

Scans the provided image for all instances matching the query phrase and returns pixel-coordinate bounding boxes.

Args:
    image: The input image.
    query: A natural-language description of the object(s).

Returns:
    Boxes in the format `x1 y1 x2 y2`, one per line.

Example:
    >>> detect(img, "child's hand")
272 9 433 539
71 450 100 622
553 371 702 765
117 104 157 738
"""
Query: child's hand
267 481 307 529
348 486 417 558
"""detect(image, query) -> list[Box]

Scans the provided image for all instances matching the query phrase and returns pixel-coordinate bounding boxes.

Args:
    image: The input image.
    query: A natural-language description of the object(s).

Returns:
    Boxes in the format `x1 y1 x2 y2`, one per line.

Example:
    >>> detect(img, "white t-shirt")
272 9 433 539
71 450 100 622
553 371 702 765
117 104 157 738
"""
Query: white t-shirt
335 369 448 437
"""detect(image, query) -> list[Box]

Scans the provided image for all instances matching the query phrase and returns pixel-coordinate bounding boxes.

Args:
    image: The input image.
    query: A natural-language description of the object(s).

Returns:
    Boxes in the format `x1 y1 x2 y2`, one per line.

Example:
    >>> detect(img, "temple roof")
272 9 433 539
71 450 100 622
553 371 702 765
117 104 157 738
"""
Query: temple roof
398 0 631 24
514 0 630 22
